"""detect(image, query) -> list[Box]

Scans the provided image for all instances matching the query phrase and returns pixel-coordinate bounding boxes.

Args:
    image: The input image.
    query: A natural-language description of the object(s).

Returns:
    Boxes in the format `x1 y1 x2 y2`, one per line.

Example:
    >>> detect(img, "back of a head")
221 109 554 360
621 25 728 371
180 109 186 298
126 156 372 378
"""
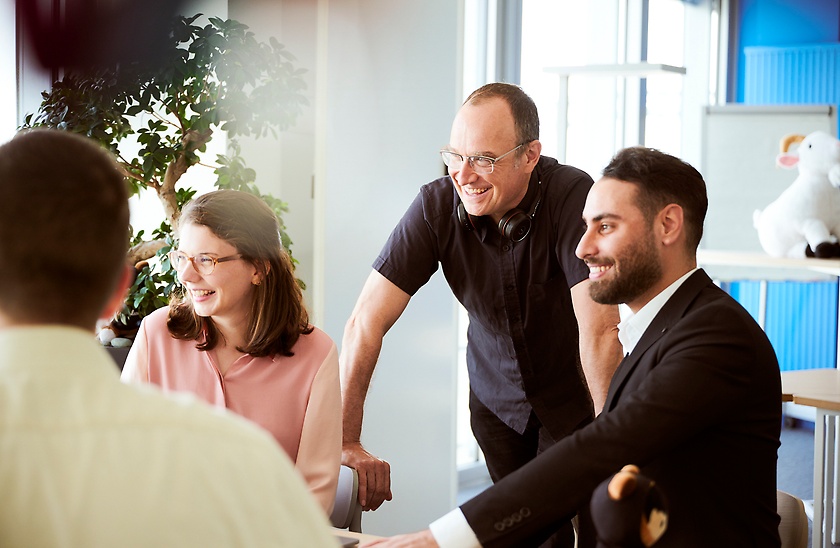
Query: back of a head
0 130 128 328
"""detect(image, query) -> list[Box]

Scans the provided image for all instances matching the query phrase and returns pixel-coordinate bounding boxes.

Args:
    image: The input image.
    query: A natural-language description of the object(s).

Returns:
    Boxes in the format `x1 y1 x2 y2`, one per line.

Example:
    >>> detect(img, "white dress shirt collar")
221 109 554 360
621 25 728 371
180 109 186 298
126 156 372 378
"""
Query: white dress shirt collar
617 268 698 356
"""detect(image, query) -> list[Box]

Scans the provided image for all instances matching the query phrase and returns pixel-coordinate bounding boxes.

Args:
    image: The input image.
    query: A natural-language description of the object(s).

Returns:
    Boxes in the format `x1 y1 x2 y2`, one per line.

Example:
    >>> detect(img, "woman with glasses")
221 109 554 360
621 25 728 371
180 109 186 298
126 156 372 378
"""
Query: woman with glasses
121 189 341 515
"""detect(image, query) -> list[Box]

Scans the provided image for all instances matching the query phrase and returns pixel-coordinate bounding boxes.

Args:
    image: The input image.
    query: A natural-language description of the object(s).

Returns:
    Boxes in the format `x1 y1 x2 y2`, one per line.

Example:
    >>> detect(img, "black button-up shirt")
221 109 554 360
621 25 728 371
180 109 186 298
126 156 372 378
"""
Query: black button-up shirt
374 156 594 438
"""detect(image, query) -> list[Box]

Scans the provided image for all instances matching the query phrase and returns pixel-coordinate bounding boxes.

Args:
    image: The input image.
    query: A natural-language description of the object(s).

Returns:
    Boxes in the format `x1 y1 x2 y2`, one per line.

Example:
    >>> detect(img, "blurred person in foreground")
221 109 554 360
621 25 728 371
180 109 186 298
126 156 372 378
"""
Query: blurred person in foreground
0 129 337 547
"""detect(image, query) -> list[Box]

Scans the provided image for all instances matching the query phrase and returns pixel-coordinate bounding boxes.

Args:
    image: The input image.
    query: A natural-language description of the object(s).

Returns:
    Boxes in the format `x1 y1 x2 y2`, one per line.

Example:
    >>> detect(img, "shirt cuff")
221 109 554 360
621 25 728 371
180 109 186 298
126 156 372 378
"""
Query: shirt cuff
429 508 482 548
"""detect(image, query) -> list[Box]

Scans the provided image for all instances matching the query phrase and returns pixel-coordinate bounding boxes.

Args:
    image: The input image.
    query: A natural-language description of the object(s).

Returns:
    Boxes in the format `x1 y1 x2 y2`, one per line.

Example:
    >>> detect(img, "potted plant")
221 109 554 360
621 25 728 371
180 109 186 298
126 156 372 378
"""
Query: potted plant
22 14 309 352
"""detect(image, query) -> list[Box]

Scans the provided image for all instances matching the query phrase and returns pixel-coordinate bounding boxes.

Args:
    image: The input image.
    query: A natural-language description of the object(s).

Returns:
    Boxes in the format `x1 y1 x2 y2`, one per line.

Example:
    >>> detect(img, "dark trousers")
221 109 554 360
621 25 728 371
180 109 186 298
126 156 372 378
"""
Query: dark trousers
469 390 576 548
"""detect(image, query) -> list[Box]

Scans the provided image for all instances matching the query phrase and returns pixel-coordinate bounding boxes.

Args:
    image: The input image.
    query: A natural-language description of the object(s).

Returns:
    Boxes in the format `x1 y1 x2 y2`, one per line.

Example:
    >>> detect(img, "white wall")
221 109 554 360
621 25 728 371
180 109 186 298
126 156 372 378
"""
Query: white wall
14 6 52 133
315 0 462 535
680 0 715 170
229 0 318 311
1 0 17 141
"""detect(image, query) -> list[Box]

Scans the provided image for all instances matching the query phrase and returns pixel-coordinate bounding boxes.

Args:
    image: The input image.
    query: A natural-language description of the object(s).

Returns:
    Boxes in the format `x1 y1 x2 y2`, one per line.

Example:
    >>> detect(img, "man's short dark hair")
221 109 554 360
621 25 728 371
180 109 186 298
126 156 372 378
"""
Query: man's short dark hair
602 146 708 251
0 129 129 326
465 82 539 145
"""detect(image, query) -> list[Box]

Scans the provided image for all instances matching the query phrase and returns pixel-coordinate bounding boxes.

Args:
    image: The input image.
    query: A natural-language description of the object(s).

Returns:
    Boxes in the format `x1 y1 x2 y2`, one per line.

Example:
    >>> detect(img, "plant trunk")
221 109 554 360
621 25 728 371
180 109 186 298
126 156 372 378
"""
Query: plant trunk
159 128 213 231
160 156 186 229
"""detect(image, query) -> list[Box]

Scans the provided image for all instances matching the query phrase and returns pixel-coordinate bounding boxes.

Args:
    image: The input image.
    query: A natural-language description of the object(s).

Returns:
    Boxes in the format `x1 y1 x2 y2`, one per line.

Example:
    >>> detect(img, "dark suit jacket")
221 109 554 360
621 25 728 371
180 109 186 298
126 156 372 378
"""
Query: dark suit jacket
460 269 782 547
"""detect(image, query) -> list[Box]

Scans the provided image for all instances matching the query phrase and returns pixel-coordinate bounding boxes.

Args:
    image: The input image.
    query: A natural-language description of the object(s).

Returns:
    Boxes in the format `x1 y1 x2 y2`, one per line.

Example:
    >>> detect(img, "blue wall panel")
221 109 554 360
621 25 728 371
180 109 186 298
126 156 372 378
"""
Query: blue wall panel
744 44 840 105
722 279 838 371
763 280 838 371
720 280 762 323
735 0 840 102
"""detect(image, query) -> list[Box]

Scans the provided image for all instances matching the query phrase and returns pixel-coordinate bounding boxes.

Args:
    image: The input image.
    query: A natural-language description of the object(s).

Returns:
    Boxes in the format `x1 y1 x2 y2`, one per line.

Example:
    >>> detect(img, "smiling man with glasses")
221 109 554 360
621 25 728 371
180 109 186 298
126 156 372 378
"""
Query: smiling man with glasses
340 83 623 547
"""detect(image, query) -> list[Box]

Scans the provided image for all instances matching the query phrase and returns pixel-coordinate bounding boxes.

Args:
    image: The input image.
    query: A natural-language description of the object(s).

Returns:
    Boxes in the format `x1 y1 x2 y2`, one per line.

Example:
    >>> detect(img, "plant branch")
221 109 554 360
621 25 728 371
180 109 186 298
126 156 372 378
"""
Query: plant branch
151 109 181 130
127 239 167 266
118 163 158 190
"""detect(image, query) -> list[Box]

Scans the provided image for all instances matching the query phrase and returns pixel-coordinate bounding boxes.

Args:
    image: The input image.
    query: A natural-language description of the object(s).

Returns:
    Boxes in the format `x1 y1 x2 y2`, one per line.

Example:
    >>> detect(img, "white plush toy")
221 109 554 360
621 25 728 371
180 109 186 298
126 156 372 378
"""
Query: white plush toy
753 131 840 258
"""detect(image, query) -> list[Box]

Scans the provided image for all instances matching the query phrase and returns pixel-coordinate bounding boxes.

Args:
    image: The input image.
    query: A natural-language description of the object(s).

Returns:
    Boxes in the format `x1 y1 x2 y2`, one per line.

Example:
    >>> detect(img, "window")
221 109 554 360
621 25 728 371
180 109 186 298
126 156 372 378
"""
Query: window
521 0 706 178
457 0 721 473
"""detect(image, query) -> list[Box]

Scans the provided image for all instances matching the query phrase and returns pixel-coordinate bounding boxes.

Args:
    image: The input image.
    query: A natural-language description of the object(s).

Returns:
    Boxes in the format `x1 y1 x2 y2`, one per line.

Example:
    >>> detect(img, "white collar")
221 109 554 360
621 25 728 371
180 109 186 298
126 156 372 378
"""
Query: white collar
617 268 698 356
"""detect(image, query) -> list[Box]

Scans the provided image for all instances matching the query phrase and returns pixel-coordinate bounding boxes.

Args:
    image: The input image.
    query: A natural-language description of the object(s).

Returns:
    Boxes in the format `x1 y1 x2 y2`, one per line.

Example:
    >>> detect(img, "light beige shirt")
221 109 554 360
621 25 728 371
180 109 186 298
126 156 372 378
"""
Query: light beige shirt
617 268 698 355
0 326 338 548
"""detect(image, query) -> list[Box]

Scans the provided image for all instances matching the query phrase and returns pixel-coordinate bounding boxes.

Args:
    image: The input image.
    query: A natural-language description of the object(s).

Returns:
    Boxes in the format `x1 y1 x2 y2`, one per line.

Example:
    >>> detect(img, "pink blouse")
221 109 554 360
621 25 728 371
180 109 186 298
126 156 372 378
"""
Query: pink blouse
121 308 341 514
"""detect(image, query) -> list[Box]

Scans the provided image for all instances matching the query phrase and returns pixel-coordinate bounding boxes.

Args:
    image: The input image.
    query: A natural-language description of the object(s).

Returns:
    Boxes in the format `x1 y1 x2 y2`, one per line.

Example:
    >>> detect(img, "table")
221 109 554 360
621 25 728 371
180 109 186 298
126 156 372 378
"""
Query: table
781 369 840 548
332 528 383 546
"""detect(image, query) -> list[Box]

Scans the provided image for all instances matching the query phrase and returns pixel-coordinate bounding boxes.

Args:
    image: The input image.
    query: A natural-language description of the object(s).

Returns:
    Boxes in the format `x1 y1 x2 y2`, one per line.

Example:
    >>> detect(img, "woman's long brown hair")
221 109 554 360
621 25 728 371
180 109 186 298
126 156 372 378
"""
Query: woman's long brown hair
167 190 312 357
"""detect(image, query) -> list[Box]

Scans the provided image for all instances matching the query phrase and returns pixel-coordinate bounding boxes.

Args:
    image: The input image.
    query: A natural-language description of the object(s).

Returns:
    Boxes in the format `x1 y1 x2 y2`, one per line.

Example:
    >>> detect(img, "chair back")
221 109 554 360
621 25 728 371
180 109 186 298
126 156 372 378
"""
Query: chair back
330 465 363 532
777 490 808 548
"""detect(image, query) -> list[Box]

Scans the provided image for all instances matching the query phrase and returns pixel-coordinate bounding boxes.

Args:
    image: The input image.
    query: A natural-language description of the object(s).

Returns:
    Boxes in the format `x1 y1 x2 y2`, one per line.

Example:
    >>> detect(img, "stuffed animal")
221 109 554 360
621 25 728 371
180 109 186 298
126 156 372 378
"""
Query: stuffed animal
590 464 669 548
753 131 840 258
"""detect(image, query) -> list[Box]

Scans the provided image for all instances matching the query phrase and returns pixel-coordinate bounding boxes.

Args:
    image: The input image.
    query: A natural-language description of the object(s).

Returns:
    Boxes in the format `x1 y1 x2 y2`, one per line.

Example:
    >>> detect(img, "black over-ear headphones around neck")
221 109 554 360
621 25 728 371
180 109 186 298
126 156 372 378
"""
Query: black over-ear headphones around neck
457 182 543 242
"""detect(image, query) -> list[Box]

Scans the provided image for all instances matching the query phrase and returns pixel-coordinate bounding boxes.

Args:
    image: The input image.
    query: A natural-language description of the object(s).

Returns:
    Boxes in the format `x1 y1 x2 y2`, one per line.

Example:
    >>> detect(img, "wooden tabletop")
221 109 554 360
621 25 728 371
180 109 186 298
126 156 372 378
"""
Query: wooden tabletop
333 528 383 545
781 369 840 411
